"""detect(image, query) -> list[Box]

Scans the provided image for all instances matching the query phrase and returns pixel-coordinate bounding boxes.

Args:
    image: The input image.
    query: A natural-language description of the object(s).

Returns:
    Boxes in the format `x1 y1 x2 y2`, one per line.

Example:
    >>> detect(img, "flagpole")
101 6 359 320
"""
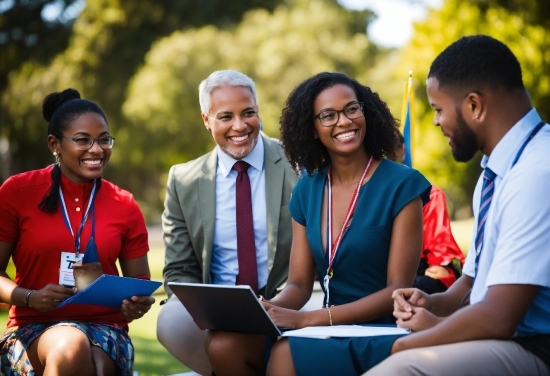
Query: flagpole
401 71 414 167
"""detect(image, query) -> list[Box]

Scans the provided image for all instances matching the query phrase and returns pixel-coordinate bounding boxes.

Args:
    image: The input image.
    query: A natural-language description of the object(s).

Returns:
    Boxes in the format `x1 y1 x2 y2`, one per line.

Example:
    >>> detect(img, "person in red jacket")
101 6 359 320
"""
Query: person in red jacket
392 133 464 294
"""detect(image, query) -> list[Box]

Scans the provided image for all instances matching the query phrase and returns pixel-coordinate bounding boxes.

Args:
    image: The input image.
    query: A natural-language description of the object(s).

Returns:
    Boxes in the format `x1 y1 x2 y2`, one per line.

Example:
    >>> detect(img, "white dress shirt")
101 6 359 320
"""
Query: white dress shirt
210 136 268 289
463 108 550 335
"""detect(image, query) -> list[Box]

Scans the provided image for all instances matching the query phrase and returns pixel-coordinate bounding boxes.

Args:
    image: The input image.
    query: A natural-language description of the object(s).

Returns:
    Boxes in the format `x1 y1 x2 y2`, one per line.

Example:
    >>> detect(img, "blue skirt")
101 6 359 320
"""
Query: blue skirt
289 331 404 375
0 322 133 376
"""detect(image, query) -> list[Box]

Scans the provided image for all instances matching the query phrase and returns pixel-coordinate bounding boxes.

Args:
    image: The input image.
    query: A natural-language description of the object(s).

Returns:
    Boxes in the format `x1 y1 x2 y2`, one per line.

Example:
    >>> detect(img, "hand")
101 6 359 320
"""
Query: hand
121 295 155 322
396 306 444 332
392 288 431 322
28 284 75 312
425 265 450 279
261 301 304 329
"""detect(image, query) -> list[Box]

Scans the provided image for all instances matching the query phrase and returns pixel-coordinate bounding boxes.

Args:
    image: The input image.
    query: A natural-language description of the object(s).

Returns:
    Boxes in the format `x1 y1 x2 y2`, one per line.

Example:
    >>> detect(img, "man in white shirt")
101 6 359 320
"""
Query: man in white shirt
366 35 550 375
157 70 297 375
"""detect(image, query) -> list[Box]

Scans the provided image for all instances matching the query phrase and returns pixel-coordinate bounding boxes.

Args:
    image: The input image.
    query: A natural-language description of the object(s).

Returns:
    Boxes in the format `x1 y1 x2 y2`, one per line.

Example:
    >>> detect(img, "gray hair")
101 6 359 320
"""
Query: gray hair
198 70 258 114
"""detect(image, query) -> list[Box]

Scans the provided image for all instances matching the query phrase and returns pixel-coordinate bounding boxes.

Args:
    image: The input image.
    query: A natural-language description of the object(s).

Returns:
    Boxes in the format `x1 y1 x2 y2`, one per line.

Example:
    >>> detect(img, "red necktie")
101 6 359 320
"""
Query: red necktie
232 161 258 293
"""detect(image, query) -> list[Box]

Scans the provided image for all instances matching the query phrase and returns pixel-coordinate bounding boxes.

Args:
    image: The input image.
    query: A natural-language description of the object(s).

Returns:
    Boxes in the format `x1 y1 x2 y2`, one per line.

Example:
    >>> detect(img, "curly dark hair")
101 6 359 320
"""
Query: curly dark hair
428 35 524 95
279 72 400 174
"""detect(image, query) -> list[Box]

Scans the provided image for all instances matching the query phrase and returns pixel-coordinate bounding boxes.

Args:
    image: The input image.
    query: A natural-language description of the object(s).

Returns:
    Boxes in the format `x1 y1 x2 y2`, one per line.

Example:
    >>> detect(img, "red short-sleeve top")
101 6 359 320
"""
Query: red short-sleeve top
0 166 149 329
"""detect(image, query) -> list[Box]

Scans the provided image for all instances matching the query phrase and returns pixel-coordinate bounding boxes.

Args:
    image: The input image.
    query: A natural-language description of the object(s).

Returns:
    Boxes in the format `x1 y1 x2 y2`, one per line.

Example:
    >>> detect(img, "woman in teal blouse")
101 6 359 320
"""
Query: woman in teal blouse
205 72 430 376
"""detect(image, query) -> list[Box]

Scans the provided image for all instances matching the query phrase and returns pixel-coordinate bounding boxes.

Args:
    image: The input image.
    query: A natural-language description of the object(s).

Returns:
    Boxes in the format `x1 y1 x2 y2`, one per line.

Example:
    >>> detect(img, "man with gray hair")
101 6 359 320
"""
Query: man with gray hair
157 70 297 374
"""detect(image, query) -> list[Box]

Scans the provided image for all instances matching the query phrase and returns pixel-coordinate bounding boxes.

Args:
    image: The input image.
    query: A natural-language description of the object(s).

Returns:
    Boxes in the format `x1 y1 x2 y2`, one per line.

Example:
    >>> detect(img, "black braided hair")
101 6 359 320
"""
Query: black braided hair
38 89 106 213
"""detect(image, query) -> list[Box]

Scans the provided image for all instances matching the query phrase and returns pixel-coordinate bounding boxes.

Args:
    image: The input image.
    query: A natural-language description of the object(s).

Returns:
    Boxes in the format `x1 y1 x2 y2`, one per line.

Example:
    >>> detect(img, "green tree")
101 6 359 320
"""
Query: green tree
0 0 79 92
2 0 375 220
473 0 550 29
395 0 550 217
0 0 80 178
123 0 377 218
0 0 285 189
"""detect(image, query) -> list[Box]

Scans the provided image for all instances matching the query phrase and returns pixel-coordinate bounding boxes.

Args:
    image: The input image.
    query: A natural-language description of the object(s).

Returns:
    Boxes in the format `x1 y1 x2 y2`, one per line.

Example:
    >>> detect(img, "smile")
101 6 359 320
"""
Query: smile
229 134 249 142
334 130 357 140
82 159 102 166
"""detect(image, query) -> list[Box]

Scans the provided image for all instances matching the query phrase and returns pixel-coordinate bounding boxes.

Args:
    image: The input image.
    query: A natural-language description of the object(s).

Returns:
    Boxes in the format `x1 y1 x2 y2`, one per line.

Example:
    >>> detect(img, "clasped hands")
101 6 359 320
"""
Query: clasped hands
392 288 444 332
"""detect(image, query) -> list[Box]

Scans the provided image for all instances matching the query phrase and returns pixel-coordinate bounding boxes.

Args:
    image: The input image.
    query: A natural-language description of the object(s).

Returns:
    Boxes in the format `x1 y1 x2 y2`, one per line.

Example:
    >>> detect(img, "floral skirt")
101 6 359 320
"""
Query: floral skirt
0 322 133 376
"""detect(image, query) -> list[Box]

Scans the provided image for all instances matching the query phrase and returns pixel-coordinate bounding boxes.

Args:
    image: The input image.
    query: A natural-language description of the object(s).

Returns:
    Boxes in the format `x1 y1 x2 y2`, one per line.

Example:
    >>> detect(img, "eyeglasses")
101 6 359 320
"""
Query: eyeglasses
314 102 364 127
206 108 259 123
62 136 115 150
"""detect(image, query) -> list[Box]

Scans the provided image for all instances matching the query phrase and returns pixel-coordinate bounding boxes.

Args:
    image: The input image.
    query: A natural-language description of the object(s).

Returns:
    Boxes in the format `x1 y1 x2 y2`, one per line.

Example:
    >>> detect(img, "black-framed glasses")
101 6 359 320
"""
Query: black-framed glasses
62 136 115 150
314 102 364 127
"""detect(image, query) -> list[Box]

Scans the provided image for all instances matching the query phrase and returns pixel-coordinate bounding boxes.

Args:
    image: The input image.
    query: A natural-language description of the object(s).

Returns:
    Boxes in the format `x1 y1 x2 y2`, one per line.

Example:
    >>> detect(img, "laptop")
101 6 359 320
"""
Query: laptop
168 282 282 336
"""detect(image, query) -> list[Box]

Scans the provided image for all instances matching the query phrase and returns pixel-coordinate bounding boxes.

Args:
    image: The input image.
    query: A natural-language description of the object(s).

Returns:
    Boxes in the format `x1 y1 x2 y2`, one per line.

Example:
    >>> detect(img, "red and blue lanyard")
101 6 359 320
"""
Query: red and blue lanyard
323 156 373 307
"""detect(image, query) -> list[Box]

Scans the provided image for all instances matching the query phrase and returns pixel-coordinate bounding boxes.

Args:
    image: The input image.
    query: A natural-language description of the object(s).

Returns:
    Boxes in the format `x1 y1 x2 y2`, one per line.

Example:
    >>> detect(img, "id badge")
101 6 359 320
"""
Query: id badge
59 251 83 287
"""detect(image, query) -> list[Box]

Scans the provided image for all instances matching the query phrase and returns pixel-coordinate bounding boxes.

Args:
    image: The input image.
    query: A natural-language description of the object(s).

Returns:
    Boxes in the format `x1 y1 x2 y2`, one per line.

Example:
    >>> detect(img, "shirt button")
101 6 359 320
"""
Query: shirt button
76 207 81 212
75 198 80 202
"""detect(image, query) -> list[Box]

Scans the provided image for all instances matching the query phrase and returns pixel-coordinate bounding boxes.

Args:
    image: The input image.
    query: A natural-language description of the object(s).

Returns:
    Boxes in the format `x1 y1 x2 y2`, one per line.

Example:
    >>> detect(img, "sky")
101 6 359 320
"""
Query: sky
39 0 443 48
340 0 443 48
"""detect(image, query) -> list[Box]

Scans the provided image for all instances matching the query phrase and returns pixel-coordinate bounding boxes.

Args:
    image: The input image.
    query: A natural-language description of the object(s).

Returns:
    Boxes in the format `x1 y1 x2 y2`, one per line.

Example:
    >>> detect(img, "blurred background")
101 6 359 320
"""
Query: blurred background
1 0 549 223
2 0 549 373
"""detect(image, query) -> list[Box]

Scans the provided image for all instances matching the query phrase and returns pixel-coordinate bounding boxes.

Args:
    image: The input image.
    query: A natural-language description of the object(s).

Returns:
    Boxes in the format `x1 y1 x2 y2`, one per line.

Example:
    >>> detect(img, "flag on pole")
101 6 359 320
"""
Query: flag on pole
401 71 415 167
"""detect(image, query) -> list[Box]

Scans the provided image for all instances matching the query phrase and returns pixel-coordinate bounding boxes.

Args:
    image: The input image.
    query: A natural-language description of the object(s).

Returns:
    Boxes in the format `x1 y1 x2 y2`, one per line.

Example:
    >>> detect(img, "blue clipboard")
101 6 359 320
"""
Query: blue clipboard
58 275 162 308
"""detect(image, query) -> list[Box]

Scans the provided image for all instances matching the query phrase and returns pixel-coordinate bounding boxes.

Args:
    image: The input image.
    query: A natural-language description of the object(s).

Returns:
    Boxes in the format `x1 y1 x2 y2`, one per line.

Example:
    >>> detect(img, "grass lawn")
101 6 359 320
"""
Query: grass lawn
128 245 189 375
0 220 474 375
0 244 189 376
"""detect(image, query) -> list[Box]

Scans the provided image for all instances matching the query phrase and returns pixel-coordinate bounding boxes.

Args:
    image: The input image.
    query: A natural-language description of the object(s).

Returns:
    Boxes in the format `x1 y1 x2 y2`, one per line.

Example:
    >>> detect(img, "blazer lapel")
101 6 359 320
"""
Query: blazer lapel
263 135 284 272
199 149 217 282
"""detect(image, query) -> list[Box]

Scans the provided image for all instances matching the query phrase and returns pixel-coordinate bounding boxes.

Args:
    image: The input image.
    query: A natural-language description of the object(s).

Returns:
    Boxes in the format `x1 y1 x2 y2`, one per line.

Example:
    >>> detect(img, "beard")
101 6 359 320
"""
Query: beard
221 131 259 160
451 109 479 162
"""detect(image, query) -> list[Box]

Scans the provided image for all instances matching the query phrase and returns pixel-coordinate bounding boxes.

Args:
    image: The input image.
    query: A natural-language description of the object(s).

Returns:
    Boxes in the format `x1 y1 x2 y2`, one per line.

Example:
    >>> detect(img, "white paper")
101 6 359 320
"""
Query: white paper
281 325 410 339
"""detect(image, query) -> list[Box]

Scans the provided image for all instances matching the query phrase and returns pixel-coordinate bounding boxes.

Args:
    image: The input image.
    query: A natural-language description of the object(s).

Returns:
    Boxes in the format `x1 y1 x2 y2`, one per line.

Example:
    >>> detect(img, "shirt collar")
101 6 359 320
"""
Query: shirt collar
481 108 541 177
59 173 95 197
217 133 265 178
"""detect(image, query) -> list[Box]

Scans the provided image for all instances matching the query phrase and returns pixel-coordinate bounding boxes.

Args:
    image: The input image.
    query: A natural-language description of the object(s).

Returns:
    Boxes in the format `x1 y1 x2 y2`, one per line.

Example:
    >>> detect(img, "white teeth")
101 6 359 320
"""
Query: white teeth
83 160 101 166
231 135 248 142
335 131 356 140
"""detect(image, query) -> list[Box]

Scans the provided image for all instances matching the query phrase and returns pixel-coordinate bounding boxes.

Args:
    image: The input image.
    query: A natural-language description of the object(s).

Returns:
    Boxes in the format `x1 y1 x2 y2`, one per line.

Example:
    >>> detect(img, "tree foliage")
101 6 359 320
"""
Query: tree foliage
2 0 548 222
123 0 376 218
0 0 285 199
473 0 550 29
0 0 79 92
1 0 375 220
395 0 550 217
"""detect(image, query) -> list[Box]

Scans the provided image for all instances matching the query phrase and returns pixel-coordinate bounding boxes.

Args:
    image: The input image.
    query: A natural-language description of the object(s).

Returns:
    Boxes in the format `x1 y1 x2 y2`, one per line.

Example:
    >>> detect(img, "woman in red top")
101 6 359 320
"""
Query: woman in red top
391 133 465 294
0 89 153 375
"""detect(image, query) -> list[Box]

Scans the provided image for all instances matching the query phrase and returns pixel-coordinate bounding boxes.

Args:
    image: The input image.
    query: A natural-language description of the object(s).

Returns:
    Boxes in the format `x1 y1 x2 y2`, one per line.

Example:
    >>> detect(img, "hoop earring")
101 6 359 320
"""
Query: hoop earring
53 151 59 165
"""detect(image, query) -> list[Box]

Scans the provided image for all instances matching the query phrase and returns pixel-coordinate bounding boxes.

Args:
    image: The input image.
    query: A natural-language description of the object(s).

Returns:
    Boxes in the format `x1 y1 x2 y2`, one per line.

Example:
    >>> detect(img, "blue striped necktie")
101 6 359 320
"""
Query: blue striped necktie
474 167 497 273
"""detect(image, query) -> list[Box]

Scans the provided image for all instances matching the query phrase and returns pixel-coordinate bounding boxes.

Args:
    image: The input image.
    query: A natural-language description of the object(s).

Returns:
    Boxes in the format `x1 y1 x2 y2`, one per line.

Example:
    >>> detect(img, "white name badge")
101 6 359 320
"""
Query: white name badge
59 251 83 287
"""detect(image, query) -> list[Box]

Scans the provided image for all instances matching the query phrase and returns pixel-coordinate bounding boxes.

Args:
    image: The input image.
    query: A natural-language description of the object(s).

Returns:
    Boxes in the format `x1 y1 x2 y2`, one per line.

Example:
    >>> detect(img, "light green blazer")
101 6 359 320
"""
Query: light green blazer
162 133 298 299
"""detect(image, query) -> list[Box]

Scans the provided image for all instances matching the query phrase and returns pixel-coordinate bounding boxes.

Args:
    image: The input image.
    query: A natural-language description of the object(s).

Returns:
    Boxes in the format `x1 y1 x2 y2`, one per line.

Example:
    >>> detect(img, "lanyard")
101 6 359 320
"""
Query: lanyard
323 156 373 307
59 179 98 256
474 121 545 275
